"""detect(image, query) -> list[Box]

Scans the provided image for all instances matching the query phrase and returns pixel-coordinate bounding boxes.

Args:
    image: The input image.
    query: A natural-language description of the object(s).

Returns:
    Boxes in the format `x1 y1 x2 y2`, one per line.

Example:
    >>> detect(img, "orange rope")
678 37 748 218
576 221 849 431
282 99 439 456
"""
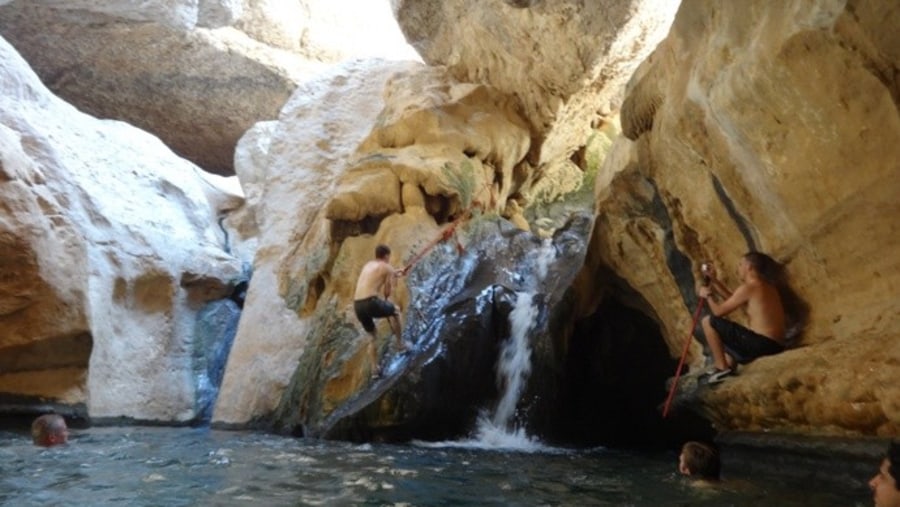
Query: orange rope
401 204 479 275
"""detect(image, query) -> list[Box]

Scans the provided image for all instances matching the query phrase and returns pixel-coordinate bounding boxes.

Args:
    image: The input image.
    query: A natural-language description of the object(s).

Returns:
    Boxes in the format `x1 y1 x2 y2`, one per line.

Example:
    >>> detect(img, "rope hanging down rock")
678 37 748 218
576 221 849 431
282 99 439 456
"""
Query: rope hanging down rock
400 203 481 276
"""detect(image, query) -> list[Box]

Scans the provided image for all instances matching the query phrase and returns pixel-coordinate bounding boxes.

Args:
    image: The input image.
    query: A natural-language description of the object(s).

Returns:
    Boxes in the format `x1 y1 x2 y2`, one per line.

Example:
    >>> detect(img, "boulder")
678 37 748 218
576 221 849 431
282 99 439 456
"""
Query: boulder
590 0 900 436
392 0 678 165
0 36 243 422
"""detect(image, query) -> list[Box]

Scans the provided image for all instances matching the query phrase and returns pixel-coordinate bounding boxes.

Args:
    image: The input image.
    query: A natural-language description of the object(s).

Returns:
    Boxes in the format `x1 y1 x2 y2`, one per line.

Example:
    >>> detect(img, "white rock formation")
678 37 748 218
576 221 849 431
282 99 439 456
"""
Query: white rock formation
594 0 900 436
0 36 243 422
0 0 418 174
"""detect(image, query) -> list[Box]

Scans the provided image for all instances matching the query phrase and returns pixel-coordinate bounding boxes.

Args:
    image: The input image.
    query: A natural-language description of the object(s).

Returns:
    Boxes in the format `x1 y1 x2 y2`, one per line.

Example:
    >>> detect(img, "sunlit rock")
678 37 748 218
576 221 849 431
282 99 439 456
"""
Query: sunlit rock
0 0 416 174
392 0 679 166
0 37 243 422
589 0 900 436
213 51 607 429
328 66 532 223
214 59 423 427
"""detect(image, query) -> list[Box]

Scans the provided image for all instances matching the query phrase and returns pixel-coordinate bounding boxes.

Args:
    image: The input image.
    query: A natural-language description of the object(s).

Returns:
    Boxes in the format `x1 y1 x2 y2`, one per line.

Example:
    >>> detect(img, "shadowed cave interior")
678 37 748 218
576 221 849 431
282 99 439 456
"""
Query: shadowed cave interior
554 297 714 449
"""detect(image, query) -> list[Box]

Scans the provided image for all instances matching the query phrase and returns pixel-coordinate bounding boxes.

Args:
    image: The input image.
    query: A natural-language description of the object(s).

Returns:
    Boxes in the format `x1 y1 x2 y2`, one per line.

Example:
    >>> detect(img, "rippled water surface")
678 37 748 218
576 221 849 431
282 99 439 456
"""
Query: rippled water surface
0 427 867 506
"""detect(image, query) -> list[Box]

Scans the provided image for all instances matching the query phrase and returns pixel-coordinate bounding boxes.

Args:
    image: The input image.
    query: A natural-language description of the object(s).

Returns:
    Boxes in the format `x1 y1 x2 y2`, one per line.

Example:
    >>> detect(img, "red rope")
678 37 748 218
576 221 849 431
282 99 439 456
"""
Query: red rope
401 207 475 275
662 296 706 418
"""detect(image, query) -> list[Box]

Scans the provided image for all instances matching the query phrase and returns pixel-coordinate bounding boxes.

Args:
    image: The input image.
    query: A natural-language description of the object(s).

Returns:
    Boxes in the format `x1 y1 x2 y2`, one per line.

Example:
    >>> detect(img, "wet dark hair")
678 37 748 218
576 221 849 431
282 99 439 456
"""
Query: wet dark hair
743 251 810 347
742 251 780 283
375 244 391 259
682 441 720 480
888 441 900 490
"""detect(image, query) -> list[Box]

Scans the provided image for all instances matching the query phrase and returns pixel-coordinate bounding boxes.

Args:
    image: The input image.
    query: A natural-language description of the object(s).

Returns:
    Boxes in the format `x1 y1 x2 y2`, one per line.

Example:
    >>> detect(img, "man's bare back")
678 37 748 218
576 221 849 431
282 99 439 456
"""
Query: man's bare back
353 245 406 367
354 259 393 300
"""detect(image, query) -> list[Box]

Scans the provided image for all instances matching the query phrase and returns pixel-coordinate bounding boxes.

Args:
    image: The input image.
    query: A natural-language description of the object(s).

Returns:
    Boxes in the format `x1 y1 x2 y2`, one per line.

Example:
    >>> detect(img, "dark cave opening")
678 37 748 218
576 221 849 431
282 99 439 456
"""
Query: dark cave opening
555 297 714 450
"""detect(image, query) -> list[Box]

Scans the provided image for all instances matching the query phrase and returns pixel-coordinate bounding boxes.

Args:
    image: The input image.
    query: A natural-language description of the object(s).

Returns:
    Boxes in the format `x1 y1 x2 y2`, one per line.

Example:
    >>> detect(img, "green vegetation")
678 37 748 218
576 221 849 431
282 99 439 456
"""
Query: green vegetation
440 159 478 209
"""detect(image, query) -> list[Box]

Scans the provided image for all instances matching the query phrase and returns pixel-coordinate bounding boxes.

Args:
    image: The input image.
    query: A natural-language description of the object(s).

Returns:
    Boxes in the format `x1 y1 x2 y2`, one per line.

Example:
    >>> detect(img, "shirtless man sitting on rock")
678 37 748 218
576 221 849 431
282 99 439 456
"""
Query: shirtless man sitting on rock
697 251 787 384
354 244 407 375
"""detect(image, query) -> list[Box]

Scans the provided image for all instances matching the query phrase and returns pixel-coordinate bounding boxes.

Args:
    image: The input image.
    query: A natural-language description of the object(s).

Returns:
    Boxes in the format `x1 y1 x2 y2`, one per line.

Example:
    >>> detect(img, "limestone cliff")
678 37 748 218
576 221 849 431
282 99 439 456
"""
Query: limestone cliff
2 0 896 444
213 0 670 430
0 36 244 422
393 0 679 166
593 0 899 436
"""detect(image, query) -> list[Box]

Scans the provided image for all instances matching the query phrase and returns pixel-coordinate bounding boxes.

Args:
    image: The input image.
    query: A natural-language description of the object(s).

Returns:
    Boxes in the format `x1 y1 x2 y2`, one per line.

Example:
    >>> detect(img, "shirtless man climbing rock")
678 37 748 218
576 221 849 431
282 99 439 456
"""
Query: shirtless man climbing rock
354 244 407 375
697 251 787 384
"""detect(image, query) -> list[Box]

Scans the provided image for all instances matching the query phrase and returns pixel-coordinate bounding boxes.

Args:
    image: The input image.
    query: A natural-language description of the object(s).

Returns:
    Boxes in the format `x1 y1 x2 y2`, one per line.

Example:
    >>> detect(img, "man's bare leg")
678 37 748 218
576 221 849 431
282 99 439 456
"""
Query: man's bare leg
388 314 405 351
368 332 379 377
701 316 729 370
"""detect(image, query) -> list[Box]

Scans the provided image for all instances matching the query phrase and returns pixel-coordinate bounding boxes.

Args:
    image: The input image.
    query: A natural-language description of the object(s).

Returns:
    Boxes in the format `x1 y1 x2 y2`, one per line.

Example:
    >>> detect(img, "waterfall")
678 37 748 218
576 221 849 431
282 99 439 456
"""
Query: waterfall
472 239 557 449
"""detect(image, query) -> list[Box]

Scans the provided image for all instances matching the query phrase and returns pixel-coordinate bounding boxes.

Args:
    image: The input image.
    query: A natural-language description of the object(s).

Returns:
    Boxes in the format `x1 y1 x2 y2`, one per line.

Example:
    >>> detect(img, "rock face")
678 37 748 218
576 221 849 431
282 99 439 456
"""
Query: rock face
5 0 894 445
392 0 679 165
0 0 415 175
0 36 244 422
591 0 900 436
0 3 315 175
212 54 615 431
214 59 425 427
210 0 682 439
273 214 591 441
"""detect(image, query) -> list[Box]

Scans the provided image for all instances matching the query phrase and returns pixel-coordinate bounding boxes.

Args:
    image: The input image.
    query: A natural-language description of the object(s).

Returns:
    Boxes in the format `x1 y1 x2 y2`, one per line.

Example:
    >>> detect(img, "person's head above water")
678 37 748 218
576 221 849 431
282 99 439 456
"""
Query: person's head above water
31 414 68 447
870 441 900 507
679 441 720 480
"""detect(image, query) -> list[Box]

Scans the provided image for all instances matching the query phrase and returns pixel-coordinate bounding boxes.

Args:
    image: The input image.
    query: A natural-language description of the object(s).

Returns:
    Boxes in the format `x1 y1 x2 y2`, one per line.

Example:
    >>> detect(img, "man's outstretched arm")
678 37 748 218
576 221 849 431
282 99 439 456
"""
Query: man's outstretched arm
702 283 750 317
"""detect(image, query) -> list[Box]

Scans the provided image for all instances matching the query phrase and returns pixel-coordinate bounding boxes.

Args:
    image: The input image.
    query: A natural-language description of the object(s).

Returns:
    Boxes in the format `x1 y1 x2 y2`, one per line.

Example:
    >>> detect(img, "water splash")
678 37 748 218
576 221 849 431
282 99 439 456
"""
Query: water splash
471 239 557 449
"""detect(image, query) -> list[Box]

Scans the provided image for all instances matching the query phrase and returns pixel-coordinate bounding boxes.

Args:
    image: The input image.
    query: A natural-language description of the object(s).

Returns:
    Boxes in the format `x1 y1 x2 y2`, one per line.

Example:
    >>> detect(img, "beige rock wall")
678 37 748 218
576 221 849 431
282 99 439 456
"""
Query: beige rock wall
214 1 679 427
215 61 588 426
393 0 679 165
215 59 424 426
594 0 900 436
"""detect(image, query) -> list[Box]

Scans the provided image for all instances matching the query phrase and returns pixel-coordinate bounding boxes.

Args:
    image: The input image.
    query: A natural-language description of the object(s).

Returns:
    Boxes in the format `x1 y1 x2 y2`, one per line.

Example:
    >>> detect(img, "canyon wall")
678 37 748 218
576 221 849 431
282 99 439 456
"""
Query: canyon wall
2 0 896 440
591 0 899 436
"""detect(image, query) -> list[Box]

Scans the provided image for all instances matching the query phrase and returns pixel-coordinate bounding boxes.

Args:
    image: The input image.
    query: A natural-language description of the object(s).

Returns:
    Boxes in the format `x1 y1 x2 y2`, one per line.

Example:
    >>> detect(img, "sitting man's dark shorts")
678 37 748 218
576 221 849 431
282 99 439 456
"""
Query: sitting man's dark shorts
354 296 398 333
709 315 784 364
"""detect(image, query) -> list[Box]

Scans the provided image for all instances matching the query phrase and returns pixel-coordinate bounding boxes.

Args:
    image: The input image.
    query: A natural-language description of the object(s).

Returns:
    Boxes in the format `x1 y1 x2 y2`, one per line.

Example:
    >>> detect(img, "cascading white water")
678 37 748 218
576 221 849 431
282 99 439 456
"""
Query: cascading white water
471 239 558 449
491 291 535 428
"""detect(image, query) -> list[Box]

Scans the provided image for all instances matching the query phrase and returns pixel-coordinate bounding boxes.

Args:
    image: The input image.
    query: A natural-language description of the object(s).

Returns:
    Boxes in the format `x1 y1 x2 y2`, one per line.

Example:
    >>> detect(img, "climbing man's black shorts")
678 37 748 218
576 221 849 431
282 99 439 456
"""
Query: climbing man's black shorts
710 315 784 364
353 296 398 333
